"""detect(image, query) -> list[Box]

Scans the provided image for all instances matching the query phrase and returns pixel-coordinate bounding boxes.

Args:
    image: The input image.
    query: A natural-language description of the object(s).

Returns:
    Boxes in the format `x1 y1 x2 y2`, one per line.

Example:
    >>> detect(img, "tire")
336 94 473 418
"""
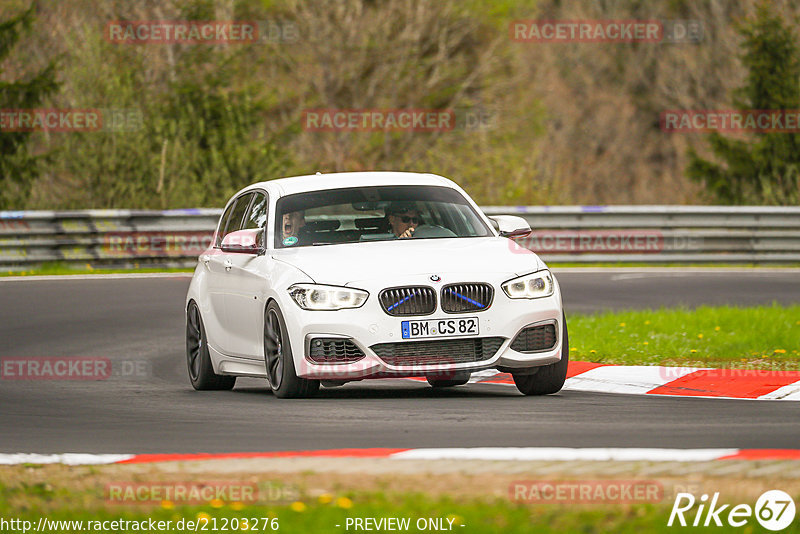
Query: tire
512 313 569 396
264 301 319 398
186 301 236 391
426 372 470 388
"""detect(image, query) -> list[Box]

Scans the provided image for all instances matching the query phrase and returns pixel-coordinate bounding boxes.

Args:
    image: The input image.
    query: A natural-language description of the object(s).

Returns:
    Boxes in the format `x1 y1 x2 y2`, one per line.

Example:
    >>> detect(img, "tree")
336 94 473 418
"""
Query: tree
0 5 59 209
687 0 800 205
54 0 289 209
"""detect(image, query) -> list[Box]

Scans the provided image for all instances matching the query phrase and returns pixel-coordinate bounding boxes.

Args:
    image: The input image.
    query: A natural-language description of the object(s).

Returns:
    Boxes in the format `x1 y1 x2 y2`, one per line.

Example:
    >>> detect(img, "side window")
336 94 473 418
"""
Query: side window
217 193 253 246
242 192 268 230
215 200 238 247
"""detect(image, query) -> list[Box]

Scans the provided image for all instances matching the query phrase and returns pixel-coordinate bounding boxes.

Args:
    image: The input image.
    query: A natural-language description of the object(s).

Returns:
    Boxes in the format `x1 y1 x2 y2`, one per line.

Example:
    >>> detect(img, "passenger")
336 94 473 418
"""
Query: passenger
282 210 306 239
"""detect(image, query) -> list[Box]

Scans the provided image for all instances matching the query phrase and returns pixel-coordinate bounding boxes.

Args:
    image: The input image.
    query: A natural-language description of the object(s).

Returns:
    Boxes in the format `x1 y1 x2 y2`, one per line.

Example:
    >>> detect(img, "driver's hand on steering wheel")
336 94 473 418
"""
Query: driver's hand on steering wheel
398 227 415 239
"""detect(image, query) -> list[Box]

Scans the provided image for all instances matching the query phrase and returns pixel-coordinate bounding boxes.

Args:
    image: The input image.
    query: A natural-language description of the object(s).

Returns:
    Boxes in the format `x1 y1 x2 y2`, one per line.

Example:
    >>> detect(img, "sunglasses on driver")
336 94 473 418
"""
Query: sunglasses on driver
397 215 421 224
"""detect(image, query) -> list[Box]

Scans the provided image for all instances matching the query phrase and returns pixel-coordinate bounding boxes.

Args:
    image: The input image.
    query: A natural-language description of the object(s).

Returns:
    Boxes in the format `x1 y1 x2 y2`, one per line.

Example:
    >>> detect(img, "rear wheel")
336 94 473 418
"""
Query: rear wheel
264 301 319 398
512 313 569 396
186 301 236 391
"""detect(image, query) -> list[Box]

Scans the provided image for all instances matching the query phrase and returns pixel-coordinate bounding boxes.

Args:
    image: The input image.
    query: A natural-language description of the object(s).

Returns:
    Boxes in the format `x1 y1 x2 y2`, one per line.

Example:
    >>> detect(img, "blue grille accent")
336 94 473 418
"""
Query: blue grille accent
444 289 485 309
379 286 436 316
441 283 493 313
387 292 417 312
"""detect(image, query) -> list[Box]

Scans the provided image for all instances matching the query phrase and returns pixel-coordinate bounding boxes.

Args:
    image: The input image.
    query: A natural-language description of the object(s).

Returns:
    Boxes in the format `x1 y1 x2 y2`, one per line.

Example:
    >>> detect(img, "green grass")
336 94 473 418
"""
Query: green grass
4 484 795 534
0 262 193 277
570 304 800 369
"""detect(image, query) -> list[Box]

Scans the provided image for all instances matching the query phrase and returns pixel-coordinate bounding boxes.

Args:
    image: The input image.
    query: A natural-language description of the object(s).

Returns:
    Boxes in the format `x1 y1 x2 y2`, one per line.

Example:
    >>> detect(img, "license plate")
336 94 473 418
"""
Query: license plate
401 317 479 339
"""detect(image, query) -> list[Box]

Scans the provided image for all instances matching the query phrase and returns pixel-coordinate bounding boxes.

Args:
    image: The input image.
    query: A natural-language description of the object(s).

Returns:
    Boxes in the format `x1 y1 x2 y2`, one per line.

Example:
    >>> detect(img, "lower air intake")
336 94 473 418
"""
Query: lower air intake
371 337 504 366
509 323 557 352
307 338 365 364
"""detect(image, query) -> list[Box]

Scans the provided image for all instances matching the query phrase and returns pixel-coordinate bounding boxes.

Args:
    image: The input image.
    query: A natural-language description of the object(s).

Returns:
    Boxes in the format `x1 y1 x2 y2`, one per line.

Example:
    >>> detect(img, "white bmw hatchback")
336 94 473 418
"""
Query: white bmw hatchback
185 172 568 398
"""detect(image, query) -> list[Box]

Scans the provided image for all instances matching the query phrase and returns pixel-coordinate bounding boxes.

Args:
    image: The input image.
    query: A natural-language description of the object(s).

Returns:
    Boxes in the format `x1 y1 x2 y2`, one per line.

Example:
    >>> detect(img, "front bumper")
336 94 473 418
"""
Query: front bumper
282 274 564 380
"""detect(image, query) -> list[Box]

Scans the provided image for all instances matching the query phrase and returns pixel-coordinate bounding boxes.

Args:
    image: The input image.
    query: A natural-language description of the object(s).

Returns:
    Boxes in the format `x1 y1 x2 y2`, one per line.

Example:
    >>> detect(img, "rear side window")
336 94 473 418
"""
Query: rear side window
216 193 253 247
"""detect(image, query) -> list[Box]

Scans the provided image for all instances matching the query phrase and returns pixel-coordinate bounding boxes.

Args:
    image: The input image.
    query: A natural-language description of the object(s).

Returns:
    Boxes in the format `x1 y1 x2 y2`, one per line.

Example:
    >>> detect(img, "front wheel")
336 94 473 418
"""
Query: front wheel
512 313 569 396
264 301 319 398
186 301 236 391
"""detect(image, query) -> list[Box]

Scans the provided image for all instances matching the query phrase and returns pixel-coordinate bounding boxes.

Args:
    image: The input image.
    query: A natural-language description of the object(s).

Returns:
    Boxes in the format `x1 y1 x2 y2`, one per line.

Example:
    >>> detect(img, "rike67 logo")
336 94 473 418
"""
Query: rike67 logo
669 490 796 531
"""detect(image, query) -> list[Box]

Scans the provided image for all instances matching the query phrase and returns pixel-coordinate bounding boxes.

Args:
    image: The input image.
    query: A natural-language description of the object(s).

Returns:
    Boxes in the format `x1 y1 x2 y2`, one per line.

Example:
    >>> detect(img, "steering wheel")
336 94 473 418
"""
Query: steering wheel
411 225 457 238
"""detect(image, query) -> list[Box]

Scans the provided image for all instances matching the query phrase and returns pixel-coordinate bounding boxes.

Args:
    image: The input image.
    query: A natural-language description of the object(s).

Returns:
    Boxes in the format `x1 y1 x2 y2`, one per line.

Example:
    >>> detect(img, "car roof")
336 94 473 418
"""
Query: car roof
242 171 456 198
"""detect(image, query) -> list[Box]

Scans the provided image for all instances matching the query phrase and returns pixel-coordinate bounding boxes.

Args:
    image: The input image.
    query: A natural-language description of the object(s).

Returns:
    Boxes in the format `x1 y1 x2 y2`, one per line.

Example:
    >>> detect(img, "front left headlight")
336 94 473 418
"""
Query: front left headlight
288 284 369 310
501 270 554 299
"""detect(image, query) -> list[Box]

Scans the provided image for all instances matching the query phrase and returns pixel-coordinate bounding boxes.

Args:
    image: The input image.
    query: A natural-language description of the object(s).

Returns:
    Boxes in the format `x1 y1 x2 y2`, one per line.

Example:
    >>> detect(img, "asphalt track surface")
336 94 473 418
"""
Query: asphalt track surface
1 270 798 454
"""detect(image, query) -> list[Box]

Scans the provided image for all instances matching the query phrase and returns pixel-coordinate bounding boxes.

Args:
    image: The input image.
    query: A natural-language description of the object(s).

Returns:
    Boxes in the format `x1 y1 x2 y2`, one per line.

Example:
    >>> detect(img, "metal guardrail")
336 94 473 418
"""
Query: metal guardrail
0 209 220 271
1 206 798 270
482 206 800 264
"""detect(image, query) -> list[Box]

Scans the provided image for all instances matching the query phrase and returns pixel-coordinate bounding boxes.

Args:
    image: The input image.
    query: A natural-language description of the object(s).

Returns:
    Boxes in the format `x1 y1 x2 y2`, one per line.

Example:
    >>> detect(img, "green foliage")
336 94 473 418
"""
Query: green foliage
455 0 538 28
22 0 786 208
54 11 289 209
0 5 59 209
687 0 800 205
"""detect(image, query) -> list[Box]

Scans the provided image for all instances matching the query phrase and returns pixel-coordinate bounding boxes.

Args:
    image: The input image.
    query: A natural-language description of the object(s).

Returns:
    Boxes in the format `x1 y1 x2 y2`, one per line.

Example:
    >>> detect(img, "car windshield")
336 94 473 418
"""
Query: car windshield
275 185 492 248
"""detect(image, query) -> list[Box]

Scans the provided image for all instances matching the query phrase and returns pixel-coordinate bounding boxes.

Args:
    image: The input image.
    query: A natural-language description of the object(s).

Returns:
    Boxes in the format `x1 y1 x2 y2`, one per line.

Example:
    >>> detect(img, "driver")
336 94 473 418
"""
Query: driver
386 202 422 239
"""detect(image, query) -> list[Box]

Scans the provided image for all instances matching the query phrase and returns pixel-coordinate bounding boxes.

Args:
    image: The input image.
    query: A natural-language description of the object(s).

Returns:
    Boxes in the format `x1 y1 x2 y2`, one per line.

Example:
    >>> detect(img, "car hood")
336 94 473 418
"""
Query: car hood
270 237 544 285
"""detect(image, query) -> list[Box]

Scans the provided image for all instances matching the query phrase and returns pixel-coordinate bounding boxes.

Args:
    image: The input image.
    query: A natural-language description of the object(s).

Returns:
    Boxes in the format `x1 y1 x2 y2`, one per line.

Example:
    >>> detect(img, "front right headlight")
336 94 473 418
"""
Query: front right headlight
501 270 554 299
288 284 369 310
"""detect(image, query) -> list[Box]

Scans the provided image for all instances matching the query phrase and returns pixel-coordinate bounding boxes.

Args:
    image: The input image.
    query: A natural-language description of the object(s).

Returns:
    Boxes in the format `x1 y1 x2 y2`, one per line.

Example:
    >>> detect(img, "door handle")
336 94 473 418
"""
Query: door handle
224 258 232 272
